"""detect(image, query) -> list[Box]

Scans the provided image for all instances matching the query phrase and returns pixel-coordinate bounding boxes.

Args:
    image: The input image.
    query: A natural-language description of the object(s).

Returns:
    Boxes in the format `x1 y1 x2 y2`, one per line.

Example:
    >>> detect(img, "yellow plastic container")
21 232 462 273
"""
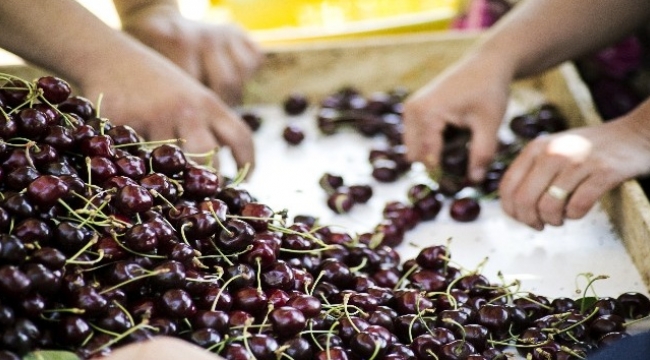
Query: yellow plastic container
209 0 460 44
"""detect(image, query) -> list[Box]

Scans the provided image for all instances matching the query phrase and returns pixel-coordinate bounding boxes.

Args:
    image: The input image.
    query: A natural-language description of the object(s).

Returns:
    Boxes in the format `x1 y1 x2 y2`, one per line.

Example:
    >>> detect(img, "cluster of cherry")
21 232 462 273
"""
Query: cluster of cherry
0 73 646 360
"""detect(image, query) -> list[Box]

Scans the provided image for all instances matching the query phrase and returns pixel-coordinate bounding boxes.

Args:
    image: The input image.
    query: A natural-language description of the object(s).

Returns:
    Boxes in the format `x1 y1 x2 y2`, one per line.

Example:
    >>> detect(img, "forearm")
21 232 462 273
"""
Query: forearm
470 0 650 79
0 0 175 89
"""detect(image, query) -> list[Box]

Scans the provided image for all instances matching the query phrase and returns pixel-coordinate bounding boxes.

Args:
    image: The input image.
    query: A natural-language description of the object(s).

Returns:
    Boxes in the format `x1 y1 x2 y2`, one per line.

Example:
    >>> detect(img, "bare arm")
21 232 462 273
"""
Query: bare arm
0 0 255 172
477 0 650 79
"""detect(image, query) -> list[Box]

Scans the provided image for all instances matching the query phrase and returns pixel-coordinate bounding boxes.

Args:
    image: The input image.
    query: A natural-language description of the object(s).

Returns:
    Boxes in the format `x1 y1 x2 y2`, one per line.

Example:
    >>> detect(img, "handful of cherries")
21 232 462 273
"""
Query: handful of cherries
0 72 647 360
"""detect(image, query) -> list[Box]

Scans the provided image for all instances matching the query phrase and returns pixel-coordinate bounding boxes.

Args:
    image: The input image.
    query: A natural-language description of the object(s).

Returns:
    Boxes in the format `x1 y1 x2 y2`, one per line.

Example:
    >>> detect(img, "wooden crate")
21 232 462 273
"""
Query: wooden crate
248 31 650 289
2 31 649 288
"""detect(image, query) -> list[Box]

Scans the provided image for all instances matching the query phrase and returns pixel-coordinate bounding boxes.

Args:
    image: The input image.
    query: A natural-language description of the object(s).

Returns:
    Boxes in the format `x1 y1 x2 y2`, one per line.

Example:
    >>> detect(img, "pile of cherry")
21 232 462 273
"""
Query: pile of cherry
0 73 648 360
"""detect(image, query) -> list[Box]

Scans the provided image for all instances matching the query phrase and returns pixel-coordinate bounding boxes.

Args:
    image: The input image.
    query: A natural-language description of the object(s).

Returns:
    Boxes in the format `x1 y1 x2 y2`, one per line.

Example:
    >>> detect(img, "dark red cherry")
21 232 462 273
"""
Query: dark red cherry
283 124 305 145
183 166 220 199
26 175 69 207
115 184 154 216
36 76 71 104
450 197 481 222
617 292 650 319
58 96 95 120
241 112 262 131
319 173 344 194
16 108 48 137
160 288 196 318
327 190 354 214
270 306 307 338
283 93 309 115
151 144 187 175
214 218 255 254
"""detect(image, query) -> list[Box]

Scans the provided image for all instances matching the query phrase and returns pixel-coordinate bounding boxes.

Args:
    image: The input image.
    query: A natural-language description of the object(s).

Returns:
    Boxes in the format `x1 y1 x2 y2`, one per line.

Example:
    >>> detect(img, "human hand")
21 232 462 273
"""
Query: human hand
79 47 255 172
499 113 650 230
118 2 263 106
107 336 224 360
403 55 513 182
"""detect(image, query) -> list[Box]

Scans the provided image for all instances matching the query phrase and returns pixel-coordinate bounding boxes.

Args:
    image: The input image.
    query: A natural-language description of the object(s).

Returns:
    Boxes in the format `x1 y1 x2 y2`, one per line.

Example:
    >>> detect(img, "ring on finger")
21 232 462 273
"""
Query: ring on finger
547 185 570 201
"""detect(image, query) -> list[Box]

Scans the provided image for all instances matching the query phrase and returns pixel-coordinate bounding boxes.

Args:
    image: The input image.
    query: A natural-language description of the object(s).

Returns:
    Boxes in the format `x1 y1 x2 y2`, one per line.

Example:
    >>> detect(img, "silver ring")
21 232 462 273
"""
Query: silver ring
547 185 569 201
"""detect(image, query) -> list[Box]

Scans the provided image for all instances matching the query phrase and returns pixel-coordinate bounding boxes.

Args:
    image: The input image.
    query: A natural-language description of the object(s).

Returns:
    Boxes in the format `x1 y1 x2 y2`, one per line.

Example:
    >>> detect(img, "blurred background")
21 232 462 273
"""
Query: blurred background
3 0 648 130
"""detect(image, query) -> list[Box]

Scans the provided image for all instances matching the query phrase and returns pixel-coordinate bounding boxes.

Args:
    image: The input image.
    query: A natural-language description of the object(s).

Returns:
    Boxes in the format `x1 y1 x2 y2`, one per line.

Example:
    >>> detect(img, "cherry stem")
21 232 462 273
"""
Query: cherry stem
90 320 157 354
65 233 98 264
99 268 169 295
210 274 242 312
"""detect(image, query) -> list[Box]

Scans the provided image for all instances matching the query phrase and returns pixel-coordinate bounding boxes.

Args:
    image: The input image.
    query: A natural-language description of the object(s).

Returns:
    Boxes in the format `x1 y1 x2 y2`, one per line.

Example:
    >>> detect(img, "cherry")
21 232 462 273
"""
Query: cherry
160 288 196 318
269 306 307 338
26 175 69 207
115 155 146 180
214 218 255 254
7 166 41 191
319 173 344 194
477 304 512 334
54 221 94 255
70 286 109 316
247 333 279 360
241 111 262 131
183 166 220 199
115 184 154 216
327 190 355 214
440 339 476 360
88 156 118 182
394 289 434 315
96 306 133 332
283 124 305 145
617 292 650 319
371 158 400 182
261 261 294 291
240 202 274 231
589 314 625 338
106 125 140 150
57 315 92 346
314 347 349 360
58 96 95 120
416 245 449 270
349 184 373 204
286 294 321 318
81 134 116 158
282 336 313 360
441 145 469 177
151 144 187 175
0 79 28 107
16 108 47 138
188 328 221 348
36 76 71 104
192 310 229 334
283 93 309 115
450 197 481 222
350 330 389 358
409 269 447 292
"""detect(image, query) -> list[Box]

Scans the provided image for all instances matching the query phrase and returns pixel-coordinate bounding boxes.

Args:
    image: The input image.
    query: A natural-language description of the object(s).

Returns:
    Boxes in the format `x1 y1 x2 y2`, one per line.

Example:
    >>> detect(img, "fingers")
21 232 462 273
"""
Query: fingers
499 139 553 230
466 114 500 183
499 132 614 230
202 27 263 106
210 109 256 173
109 336 222 360
402 97 446 169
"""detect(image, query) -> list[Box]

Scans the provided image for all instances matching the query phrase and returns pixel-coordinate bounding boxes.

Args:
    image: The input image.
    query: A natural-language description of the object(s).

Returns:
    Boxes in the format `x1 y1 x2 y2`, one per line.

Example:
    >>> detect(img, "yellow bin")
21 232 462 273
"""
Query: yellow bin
210 0 460 44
